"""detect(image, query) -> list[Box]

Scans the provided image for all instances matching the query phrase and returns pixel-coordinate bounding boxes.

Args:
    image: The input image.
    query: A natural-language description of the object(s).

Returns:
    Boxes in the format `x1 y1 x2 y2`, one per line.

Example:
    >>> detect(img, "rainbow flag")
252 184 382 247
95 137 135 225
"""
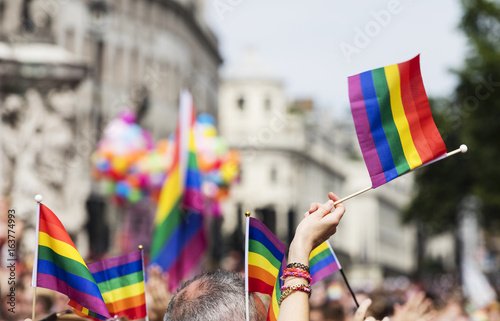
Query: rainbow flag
246 217 286 321
309 241 341 285
68 250 147 320
150 90 206 291
348 55 447 188
32 204 110 319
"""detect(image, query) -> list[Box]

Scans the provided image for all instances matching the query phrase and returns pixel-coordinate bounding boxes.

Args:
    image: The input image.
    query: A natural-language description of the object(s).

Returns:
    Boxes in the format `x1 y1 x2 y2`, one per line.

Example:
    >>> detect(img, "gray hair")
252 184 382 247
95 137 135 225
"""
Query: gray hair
164 270 263 321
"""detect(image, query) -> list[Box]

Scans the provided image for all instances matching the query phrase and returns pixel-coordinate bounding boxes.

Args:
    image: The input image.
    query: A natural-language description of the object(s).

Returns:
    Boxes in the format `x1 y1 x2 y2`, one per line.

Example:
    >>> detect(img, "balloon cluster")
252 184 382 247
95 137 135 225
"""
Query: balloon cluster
91 110 239 207
195 114 240 204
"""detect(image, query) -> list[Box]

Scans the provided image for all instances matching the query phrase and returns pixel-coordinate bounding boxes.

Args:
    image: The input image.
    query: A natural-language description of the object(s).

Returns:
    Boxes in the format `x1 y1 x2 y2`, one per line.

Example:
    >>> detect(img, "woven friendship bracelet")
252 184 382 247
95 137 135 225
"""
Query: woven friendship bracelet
278 284 312 306
286 262 310 273
281 268 312 283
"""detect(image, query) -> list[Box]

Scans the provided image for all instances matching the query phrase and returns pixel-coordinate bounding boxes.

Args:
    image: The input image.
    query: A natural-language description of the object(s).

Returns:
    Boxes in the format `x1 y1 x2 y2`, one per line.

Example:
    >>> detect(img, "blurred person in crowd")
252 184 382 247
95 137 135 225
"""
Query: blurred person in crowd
36 293 54 320
310 305 327 321
324 301 346 321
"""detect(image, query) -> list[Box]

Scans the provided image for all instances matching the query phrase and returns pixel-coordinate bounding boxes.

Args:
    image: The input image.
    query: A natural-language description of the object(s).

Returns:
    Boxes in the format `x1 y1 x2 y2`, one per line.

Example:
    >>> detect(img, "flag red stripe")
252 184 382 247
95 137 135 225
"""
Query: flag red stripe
248 277 274 295
398 59 434 162
408 55 447 159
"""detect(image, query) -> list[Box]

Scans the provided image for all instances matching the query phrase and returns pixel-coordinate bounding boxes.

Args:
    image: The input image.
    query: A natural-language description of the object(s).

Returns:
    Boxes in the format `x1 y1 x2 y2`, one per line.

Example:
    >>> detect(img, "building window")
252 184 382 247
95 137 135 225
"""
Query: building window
237 95 245 110
65 28 75 53
0 2 5 28
264 95 271 111
270 166 277 183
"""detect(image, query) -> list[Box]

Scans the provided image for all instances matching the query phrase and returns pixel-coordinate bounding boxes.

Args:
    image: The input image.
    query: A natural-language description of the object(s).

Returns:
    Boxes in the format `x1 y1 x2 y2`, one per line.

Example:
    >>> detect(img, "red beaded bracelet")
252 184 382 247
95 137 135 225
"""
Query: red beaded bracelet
281 267 312 283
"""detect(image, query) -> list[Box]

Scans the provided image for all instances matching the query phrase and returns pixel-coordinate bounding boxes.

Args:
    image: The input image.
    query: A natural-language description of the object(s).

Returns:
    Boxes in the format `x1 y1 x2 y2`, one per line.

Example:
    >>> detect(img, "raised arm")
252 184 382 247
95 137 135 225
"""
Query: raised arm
277 192 345 321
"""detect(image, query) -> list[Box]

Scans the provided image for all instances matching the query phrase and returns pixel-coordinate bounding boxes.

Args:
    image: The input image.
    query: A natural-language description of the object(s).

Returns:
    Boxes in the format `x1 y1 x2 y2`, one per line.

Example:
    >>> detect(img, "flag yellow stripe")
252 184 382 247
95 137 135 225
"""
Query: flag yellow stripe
384 65 422 169
310 242 329 259
154 166 182 224
101 281 145 303
39 232 86 267
248 252 279 277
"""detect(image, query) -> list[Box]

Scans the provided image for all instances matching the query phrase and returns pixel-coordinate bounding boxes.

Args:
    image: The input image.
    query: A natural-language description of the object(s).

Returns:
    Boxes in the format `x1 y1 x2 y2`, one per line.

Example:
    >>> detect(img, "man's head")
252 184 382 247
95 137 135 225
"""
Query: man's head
164 270 266 321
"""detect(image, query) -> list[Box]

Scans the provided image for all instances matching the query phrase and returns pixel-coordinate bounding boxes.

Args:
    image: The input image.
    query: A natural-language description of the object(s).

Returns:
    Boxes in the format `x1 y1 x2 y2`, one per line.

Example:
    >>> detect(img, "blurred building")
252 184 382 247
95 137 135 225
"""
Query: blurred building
219 49 417 286
0 0 221 253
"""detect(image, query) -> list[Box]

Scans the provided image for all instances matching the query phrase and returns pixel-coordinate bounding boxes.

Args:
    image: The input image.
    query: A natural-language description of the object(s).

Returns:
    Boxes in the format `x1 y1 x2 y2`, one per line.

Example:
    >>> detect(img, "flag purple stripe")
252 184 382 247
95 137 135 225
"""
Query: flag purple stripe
249 218 287 254
183 188 203 212
310 263 341 285
348 74 386 187
152 212 203 271
38 273 111 317
88 250 142 274
167 229 207 290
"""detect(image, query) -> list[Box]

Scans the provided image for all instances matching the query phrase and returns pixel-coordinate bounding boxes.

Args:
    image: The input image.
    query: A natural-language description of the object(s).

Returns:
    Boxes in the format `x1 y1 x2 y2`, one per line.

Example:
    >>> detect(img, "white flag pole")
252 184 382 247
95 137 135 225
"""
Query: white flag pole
244 211 251 321
333 145 468 206
32 194 43 321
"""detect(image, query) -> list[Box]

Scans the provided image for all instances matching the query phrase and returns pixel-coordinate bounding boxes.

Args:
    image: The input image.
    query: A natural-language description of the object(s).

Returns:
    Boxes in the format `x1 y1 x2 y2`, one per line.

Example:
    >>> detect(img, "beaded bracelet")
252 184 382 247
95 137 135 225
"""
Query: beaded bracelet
286 262 310 273
281 267 312 283
278 284 312 306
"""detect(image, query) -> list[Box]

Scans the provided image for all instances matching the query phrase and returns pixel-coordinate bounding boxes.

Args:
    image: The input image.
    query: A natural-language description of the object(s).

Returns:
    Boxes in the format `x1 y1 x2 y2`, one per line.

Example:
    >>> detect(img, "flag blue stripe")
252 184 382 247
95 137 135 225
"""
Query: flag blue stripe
310 255 336 276
91 260 143 284
359 70 398 182
249 225 284 261
150 212 203 269
38 259 103 299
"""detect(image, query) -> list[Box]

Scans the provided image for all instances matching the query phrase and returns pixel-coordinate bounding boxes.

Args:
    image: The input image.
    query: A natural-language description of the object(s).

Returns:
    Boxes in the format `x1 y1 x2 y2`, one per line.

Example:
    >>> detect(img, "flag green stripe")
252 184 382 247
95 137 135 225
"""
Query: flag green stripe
371 68 410 175
150 198 183 258
38 246 95 283
309 248 331 266
249 239 282 270
188 151 198 169
97 271 143 293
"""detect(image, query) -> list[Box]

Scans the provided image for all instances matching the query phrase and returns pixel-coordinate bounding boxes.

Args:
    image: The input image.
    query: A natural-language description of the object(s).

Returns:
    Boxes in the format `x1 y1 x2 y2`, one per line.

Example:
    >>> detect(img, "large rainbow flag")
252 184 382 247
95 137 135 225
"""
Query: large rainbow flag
150 90 206 291
246 217 286 321
32 203 110 319
309 241 341 285
348 55 447 188
68 250 147 320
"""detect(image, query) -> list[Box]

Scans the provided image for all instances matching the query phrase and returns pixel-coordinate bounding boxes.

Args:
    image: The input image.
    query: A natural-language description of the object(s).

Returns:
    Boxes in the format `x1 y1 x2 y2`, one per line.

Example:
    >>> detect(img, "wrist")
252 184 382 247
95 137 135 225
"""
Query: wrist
288 240 313 265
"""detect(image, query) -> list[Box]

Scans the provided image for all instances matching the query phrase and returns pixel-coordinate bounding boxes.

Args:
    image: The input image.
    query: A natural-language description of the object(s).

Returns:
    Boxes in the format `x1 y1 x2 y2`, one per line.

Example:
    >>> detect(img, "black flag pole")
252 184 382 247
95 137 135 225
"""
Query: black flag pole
340 268 359 308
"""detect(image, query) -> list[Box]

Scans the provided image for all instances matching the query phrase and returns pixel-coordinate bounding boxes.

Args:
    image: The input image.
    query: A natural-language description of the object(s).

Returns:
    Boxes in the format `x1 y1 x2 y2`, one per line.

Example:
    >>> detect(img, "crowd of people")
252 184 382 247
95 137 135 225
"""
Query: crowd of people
1 194 499 321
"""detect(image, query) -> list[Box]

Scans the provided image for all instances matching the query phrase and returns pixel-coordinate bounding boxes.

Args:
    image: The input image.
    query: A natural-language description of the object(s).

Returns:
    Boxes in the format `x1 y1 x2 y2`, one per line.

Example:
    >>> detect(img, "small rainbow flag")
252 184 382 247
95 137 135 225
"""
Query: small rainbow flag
68 250 147 320
150 90 206 291
348 55 447 188
246 217 286 321
32 203 110 319
309 241 341 285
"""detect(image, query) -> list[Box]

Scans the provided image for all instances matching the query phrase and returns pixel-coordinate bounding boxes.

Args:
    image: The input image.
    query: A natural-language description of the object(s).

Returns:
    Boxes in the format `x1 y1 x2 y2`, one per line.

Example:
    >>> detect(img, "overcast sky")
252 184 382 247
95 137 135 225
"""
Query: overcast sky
206 0 468 118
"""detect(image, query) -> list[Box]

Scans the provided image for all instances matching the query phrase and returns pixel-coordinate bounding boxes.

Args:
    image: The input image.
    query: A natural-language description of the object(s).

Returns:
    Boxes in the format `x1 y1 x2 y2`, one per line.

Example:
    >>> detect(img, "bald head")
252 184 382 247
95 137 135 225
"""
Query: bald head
164 270 265 321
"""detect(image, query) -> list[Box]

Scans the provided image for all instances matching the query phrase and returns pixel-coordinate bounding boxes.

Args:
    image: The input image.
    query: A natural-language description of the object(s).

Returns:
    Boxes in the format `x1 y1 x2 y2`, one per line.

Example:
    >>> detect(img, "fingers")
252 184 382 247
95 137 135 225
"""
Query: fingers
308 202 321 214
353 299 372 321
328 192 340 202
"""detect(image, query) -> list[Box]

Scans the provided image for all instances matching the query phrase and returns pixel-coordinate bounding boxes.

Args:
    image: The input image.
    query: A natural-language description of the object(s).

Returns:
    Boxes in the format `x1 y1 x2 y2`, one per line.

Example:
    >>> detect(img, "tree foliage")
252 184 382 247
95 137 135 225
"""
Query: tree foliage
404 0 500 234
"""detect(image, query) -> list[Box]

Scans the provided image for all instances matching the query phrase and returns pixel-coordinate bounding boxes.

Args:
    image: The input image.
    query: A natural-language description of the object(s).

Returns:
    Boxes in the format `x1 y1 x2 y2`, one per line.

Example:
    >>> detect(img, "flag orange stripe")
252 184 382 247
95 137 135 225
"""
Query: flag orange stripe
107 292 146 313
39 218 77 249
40 205 77 248
248 265 276 287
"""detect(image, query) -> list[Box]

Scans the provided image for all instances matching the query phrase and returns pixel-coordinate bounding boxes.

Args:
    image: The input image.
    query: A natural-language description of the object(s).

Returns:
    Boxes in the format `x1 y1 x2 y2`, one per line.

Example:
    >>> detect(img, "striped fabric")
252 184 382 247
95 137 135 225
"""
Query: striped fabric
246 217 286 321
68 250 147 320
309 241 341 285
348 55 447 187
33 204 110 319
150 90 206 291
268 258 286 321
